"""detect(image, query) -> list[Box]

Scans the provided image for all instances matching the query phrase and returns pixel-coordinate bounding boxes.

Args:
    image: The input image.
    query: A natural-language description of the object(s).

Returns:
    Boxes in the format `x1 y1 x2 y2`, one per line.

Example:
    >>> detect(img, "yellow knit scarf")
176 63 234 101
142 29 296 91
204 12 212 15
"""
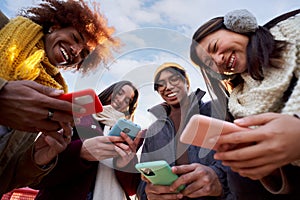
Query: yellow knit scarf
0 16 68 92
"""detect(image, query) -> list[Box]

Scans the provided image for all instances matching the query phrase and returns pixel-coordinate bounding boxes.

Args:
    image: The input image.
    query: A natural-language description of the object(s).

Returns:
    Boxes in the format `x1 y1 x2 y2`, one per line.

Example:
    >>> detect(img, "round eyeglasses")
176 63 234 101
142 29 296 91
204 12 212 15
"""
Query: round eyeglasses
155 74 183 91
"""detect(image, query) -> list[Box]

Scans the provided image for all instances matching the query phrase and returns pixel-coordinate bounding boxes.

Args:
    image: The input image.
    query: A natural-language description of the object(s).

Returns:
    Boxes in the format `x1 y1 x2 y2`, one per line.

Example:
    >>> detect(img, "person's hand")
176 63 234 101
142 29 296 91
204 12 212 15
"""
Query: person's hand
171 163 222 198
0 80 83 132
114 131 143 168
80 135 123 161
213 112 300 180
142 174 183 200
34 122 73 165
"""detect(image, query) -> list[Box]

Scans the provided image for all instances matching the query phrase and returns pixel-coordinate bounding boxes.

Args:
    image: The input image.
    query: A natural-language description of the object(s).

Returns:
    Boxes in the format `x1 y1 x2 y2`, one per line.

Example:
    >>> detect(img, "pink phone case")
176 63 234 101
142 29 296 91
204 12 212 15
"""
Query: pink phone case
57 89 103 117
180 114 249 150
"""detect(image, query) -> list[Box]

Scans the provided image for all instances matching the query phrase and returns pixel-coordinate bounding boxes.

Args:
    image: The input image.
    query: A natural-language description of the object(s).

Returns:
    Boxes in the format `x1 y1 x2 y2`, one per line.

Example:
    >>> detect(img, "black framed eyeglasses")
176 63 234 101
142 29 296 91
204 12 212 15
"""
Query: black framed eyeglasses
155 74 183 91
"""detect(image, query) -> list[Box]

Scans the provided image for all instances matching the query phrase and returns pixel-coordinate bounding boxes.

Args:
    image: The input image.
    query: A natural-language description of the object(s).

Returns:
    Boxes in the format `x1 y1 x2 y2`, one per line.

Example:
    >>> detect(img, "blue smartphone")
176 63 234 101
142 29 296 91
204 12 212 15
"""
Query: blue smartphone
108 118 141 140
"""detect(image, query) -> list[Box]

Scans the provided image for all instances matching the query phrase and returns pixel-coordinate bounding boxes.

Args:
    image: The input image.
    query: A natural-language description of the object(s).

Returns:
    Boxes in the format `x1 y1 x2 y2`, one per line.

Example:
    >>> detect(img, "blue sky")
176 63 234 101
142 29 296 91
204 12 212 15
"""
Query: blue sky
1 0 299 128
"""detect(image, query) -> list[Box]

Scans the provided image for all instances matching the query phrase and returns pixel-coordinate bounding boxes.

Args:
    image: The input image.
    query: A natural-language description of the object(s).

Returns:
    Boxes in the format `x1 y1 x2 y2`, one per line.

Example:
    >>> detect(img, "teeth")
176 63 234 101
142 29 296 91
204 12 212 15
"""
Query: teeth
167 93 177 97
228 55 235 68
60 47 69 62
226 55 235 72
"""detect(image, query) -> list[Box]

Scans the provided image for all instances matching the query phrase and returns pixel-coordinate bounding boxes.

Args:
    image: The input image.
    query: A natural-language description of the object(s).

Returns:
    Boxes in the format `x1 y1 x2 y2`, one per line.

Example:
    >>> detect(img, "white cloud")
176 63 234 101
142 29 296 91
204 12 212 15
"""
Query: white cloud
2 0 299 34
100 0 163 32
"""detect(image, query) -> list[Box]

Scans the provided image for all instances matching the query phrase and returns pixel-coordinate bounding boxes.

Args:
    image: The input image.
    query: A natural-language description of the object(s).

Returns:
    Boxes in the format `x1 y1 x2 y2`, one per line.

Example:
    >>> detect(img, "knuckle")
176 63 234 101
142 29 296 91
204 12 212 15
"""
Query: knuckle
203 185 211 194
180 174 188 183
202 176 210 184
233 133 244 143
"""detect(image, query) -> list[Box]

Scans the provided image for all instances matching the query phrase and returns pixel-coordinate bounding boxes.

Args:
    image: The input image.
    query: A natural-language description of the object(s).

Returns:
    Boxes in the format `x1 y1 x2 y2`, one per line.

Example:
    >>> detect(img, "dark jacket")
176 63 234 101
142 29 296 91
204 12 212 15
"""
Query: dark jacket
32 115 141 200
227 167 300 200
137 89 232 200
0 130 53 198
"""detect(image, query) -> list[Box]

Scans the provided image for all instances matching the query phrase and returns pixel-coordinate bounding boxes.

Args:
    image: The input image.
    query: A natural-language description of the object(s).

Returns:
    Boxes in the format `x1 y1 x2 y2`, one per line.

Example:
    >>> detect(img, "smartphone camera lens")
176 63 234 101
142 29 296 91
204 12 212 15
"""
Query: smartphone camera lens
141 168 155 176
122 128 131 133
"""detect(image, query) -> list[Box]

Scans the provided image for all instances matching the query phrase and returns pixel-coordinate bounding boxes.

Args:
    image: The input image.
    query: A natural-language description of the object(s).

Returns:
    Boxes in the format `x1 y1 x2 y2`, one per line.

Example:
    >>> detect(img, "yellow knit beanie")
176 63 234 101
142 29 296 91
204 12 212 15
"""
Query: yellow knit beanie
153 62 190 89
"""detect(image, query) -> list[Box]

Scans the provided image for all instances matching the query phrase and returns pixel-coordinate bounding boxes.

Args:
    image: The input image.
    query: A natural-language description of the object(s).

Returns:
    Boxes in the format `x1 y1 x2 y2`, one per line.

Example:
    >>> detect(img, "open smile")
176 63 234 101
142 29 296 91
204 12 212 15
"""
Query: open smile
164 91 179 100
59 45 71 65
225 53 236 73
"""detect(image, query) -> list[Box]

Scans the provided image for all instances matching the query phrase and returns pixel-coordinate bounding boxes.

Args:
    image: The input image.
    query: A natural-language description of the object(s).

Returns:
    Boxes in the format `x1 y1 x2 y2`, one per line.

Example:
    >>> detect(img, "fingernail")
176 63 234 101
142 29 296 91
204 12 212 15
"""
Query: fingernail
55 90 64 95
208 137 217 143
214 154 220 159
234 118 244 124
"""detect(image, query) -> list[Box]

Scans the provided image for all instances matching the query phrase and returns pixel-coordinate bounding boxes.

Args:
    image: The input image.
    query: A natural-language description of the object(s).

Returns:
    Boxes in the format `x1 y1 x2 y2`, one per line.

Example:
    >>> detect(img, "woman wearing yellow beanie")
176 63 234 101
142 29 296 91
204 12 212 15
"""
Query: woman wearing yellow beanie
137 62 231 199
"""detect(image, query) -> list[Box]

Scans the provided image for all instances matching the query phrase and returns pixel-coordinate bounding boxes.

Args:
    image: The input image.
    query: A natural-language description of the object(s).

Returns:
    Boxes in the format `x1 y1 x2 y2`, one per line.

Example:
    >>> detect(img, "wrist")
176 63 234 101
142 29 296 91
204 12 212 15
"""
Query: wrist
80 140 91 160
38 157 57 170
32 144 57 170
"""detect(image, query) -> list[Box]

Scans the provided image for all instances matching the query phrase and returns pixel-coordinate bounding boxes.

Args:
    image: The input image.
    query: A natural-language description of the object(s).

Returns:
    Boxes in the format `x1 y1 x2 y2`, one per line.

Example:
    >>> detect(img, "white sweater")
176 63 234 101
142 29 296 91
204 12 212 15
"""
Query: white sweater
228 14 300 194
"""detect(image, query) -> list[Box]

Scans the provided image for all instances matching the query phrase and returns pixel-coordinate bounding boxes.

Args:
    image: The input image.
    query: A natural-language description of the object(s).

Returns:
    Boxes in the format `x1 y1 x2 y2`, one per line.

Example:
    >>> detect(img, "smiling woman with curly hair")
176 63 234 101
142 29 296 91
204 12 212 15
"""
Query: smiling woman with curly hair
19 0 119 73
0 0 119 93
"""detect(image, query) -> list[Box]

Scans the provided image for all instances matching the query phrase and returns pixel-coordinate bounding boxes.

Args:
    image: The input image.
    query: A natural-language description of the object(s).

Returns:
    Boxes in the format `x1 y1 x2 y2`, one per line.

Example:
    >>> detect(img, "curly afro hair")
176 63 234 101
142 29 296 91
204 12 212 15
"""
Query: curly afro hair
20 0 119 74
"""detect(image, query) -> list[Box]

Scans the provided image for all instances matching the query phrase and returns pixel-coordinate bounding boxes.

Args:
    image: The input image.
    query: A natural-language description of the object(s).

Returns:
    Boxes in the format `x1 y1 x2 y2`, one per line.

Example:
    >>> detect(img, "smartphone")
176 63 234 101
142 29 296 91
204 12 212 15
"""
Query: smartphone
180 114 249 150
135 160 185 192
108 118 141 140
57 89 103 117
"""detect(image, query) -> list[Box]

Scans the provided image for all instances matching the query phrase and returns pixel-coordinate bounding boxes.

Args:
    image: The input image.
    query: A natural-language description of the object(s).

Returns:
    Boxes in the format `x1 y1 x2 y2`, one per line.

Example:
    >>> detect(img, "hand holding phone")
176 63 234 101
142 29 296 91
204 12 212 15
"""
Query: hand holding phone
57 89 103 117
108 118 141 140
135 160 185 192
180 114 249 150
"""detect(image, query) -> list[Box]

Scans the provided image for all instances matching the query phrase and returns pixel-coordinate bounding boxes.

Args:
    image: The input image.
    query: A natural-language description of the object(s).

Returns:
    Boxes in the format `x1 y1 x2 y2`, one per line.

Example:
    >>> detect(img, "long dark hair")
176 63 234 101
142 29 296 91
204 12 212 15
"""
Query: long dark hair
98 80 139 118
190 9 300 121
